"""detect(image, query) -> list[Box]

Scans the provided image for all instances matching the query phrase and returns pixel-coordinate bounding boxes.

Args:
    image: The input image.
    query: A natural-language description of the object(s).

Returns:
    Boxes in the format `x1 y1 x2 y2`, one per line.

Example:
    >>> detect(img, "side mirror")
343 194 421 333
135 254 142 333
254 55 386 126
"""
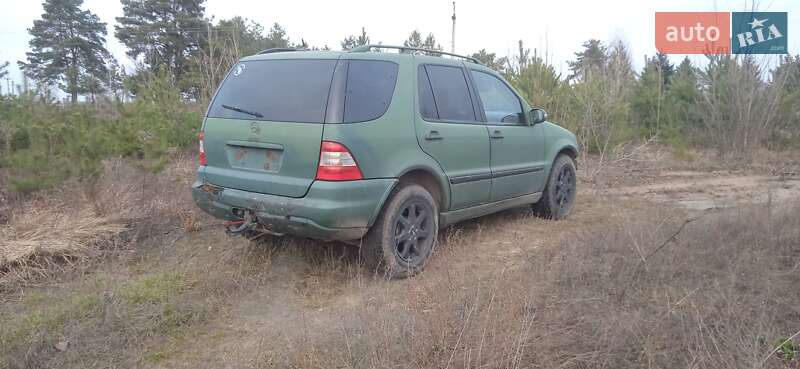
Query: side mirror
530 108 548 125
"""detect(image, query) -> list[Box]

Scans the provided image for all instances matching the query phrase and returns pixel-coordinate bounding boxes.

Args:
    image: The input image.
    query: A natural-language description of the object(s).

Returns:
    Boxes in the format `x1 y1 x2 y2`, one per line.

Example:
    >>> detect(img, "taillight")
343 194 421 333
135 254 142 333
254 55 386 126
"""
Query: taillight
316 141 363 181
198 131 207 166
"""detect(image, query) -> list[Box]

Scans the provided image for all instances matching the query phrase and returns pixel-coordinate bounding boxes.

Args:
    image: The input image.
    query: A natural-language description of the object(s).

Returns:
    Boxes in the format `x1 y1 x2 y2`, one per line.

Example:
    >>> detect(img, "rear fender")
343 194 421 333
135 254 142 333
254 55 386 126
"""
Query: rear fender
366 163 450 227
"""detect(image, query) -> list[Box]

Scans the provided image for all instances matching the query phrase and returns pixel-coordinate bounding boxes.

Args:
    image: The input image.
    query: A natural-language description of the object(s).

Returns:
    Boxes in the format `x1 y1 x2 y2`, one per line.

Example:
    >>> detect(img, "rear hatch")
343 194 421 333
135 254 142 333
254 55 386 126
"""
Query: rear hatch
202 58 339 197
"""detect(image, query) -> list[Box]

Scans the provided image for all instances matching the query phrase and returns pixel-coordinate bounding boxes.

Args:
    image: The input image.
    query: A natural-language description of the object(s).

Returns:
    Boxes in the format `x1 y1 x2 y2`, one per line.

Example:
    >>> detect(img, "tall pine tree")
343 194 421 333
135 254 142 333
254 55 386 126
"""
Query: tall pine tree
265 23 290 48
403 30 442 51
631 56 667 135
470 49 506 72
632 55 700 139
19 0 111 103
653 52 675 87
667 57 700 131
606 40 635 85
567 40 607 83
341 27 370 51
115 0 206 88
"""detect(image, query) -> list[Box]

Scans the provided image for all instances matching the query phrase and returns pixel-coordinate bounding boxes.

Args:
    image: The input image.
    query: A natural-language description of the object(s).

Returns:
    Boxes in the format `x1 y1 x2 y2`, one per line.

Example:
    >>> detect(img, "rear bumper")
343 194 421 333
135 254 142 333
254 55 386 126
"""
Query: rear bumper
191 177 397 241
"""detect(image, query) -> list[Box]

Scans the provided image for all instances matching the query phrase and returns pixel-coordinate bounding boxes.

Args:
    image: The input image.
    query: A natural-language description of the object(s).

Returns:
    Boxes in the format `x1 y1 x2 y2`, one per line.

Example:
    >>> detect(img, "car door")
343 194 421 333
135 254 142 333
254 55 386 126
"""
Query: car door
415 64 491 210
468 69 547 202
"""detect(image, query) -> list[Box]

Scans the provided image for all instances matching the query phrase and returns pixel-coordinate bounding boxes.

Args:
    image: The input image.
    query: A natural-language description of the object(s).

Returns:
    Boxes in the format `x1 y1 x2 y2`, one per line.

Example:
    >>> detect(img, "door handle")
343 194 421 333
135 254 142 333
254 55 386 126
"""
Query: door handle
425 130 443 140
489 129 504 139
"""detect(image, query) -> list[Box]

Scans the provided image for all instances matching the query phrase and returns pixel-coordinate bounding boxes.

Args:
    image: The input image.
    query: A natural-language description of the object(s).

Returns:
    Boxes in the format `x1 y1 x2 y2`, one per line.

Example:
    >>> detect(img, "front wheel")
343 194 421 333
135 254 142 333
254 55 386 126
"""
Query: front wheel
362 184 438 279
534 155 577 220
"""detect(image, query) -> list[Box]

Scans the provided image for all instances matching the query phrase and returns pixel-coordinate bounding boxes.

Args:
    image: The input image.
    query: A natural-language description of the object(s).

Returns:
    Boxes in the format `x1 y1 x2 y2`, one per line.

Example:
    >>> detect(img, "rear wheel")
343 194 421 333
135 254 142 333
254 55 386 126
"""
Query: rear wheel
534 154 577 220
363 184 438 279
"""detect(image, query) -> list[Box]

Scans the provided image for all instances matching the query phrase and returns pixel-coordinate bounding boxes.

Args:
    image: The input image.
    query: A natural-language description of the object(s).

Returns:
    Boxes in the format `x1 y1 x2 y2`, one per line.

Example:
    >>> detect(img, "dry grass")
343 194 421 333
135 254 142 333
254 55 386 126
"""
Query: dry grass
3 199 798 368
0 153 199 288
0 230 262 369
243 203 800 369
0 179 10 224
0 195 128 286
1 149 799 369
523 205 800 368
0 271 209 368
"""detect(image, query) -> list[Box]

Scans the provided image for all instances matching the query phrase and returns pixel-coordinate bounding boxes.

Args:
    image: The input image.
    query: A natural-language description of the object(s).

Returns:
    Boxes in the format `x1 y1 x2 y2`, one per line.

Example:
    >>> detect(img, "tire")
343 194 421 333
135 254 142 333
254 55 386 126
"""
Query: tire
534 155 577 220
362 183 439 279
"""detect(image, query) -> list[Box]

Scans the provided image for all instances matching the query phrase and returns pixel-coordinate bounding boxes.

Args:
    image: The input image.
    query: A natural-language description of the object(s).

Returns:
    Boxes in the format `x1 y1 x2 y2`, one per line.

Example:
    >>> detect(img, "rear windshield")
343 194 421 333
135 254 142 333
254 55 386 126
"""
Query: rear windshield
208 59 336 123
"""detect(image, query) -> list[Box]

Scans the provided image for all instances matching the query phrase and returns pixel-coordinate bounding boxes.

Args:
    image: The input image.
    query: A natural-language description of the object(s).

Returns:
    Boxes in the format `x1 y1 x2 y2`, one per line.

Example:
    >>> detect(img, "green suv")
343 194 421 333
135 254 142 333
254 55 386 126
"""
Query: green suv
192 45 578 278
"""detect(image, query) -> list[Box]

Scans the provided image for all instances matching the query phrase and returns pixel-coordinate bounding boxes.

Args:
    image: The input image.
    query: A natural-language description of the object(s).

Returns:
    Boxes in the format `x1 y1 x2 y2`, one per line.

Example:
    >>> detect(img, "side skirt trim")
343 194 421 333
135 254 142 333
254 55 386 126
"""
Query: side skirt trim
448 165 544 185
449 172 492 185
439 192 542 227
492 165 544 179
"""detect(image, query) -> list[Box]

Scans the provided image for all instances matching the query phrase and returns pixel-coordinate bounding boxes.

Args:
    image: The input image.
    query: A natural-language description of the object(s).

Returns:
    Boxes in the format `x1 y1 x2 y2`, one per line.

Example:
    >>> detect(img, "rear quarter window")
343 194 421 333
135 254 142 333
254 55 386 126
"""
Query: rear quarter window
343 60 399 123
208 59 337 123
417 65 439 120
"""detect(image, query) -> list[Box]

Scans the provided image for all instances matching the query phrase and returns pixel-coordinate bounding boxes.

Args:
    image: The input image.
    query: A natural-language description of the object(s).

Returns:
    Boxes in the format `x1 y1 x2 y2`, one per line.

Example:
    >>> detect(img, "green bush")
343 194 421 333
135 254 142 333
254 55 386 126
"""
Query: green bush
0 74 201 192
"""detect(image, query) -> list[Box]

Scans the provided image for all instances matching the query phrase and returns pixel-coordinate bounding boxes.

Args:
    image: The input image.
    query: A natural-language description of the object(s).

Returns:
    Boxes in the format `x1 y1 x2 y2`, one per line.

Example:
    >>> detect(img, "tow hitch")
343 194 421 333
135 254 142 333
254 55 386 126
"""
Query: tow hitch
224 211 256 236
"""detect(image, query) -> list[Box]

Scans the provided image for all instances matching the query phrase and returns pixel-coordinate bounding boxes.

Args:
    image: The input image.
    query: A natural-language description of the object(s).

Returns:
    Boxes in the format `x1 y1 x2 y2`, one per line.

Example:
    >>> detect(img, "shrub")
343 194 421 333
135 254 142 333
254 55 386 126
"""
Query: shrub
0 74 201 192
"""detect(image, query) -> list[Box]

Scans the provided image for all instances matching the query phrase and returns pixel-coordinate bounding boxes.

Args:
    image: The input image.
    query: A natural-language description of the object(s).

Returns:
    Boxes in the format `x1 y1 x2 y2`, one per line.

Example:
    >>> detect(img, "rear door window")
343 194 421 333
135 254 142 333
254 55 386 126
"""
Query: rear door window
208 59 337 123
423 65 477 122
343 60 399 122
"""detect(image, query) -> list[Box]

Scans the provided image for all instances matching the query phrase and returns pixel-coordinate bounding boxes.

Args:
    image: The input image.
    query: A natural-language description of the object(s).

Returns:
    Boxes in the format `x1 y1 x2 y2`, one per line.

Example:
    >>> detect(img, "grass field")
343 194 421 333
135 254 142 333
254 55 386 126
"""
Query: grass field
1 148 799 369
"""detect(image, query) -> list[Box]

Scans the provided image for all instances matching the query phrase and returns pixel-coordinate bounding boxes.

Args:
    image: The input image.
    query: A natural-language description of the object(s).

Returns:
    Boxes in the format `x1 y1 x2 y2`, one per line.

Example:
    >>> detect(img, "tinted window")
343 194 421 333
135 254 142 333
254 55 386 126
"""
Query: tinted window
417 66 438 120
343 60 398 122
208 60 336 123
470 70 523 124
425 65 476 122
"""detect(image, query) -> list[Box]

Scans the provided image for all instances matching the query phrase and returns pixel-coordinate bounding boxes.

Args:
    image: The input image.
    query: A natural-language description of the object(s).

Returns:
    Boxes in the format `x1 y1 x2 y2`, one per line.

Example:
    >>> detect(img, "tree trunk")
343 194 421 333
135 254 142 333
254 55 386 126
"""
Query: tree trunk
69 47 79 104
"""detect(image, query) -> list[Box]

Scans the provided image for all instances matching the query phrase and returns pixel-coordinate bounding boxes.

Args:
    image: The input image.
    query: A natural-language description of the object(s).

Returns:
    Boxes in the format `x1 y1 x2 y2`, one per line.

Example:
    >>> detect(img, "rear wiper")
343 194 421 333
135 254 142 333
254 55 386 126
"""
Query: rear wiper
221 104 264 118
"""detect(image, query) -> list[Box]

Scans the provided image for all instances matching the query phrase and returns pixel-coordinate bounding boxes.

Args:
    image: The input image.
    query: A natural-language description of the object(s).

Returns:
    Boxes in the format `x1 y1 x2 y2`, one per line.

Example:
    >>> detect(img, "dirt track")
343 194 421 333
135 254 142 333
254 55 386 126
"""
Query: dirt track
603 170 800 210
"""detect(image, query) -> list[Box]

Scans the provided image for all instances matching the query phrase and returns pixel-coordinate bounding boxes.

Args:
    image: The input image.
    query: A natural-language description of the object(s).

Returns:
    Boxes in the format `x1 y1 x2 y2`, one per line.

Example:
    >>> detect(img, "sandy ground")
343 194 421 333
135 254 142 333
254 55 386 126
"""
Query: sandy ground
602 170 800 210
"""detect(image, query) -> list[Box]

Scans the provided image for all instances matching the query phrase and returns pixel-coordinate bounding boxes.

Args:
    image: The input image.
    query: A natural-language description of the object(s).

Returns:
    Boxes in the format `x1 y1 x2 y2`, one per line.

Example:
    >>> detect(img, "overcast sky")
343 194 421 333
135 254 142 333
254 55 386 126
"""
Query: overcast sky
1 0 798 92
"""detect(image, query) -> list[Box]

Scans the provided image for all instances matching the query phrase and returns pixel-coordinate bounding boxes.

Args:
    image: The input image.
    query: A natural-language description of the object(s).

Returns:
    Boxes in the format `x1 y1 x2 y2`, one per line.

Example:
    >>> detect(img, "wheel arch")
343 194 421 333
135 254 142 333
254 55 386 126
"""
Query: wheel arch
396 167 449 211
546 137 579 171
365 166 450 228
556 145 578 168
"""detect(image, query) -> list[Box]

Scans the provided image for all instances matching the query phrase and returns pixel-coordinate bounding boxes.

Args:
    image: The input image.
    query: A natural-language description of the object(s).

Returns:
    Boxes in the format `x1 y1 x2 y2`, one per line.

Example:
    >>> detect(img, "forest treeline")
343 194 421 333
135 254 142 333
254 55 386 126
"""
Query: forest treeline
0 0 799 192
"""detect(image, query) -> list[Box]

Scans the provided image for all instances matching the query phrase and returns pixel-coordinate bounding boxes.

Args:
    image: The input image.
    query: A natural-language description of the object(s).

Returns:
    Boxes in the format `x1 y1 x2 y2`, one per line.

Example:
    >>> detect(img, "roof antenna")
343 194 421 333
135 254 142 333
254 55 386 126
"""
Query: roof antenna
451 1 456 53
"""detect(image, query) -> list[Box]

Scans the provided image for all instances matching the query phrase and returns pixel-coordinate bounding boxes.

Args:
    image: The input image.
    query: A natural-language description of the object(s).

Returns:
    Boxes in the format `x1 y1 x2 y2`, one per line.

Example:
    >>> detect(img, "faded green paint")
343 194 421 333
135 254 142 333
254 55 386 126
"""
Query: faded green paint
192 49 578 241
202 117 323 197
192 178 396 240
541 122 580 171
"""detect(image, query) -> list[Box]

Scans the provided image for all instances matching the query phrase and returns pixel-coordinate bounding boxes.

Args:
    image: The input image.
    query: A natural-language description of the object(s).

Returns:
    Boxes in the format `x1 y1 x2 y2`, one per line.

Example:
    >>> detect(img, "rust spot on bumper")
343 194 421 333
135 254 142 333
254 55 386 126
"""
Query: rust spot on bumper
200 183 223 195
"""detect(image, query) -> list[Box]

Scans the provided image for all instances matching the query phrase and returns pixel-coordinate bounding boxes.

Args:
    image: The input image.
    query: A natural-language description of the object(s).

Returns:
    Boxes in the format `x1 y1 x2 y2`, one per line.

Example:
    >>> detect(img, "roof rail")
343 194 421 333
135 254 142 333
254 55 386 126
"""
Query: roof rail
257 47 302 55
349 44 481 64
